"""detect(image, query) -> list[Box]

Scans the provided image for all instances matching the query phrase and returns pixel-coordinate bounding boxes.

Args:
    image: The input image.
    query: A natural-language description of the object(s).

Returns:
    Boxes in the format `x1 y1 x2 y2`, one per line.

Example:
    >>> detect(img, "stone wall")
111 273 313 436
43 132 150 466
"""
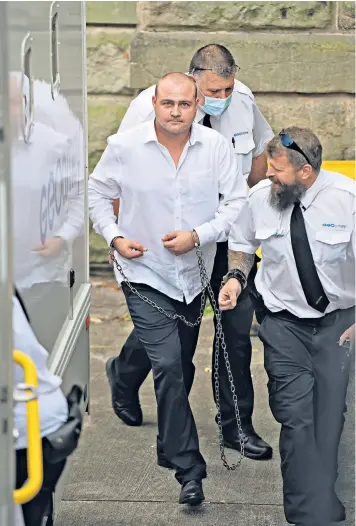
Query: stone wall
87 1 355 261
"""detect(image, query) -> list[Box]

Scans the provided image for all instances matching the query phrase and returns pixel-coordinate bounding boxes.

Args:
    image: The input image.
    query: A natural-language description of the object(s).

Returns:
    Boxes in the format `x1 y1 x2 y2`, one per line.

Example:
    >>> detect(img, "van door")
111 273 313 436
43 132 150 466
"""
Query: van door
0 4 15 524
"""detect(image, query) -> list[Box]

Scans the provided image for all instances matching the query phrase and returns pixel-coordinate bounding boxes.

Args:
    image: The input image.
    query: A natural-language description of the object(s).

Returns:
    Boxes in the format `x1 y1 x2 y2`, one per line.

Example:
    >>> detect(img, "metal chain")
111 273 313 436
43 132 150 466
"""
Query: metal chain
110 245 244 469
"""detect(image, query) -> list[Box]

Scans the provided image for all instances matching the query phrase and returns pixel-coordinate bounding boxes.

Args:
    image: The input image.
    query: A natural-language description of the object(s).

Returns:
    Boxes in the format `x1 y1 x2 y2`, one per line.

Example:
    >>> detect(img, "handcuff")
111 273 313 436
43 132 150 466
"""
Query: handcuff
221 268 247 290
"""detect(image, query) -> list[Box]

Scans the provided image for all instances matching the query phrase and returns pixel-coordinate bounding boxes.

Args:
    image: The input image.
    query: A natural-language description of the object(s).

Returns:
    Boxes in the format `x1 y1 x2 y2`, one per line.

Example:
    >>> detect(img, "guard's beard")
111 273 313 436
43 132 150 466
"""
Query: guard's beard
268 182 307 212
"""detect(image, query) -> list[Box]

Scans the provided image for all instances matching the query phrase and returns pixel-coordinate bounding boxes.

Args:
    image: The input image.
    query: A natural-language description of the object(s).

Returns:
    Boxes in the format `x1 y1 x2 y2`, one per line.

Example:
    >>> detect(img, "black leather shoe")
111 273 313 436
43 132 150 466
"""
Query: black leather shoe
105 357 143 426
179 480 205 506
224 425 273 460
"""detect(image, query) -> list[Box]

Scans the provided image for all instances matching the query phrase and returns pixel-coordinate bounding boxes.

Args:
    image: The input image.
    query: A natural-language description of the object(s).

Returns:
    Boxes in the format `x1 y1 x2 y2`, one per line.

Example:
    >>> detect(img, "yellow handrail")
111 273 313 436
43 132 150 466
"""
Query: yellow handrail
13 350 43 505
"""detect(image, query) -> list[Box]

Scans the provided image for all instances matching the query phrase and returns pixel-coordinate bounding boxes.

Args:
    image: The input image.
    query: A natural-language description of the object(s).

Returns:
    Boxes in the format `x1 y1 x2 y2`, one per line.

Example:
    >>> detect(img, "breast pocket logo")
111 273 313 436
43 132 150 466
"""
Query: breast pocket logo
322 223 346 228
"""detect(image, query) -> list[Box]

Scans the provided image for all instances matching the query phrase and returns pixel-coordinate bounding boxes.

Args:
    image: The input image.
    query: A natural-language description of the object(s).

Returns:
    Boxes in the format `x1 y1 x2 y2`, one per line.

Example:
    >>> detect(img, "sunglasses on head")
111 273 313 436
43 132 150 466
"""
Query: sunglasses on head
191 65 241 75
279 130 311 166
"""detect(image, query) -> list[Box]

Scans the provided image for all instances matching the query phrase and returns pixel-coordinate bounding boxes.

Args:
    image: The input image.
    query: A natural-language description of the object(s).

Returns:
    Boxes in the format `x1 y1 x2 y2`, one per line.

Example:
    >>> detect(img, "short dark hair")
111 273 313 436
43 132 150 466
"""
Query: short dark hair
155 72 197 98
267 126 323 173
189 44 237 78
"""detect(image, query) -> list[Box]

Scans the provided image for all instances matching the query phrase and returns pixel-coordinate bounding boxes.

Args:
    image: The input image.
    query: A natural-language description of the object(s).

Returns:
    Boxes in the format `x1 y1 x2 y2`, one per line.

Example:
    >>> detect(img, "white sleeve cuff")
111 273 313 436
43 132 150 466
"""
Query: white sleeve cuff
102 223 122 246
228 240 258 254
194 223 216 246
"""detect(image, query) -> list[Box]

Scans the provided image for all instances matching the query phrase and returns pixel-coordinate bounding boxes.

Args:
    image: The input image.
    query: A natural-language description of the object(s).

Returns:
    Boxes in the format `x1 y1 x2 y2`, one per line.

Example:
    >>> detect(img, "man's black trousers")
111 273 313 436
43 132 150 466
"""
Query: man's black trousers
258 307 354 526
121 282 207 484
112 241 256 437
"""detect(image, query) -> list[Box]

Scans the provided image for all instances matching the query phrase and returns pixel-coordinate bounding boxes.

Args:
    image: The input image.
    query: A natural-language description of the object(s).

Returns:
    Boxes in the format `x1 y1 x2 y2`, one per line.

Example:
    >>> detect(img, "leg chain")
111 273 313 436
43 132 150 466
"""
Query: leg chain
110 247 244 469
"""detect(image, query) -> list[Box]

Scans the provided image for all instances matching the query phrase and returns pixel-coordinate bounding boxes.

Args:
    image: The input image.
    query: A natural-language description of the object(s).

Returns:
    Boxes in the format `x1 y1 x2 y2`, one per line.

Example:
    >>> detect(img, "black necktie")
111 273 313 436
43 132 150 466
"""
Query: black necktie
203 114 212 128
290 201 330 313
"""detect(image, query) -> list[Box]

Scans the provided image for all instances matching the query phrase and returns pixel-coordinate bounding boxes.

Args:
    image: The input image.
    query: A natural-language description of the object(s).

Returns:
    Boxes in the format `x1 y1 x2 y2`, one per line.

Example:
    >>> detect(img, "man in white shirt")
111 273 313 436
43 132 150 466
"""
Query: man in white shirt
219 126 355 526
88 73 247 504
107 44 273 461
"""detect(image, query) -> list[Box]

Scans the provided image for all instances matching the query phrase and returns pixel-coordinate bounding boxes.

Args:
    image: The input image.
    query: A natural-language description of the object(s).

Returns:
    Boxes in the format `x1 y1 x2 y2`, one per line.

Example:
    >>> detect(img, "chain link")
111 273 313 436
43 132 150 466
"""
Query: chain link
110 245 244 469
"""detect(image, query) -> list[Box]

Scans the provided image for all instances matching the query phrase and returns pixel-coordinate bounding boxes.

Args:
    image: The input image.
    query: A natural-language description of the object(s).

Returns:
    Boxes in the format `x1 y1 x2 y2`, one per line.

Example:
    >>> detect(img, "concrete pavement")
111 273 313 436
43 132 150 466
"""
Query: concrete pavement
56 277 354 526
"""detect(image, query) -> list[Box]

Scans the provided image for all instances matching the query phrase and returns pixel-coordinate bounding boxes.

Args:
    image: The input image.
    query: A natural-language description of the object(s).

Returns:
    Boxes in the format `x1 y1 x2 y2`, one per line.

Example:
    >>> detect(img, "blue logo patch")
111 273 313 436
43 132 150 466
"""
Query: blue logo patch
234 131 249 137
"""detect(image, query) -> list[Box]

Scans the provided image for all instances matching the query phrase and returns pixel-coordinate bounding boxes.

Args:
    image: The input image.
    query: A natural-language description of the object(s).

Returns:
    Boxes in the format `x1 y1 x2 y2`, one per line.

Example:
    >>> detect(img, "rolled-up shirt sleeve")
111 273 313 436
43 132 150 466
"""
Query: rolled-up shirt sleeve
88 140 122 246
195 136 248 246
252 102 274 158
228 198 260 254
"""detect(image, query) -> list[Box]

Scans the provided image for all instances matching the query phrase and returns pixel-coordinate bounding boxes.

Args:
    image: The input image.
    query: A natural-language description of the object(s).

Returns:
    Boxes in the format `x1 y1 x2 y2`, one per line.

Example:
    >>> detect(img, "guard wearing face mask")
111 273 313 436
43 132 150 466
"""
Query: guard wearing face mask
105 44 274 463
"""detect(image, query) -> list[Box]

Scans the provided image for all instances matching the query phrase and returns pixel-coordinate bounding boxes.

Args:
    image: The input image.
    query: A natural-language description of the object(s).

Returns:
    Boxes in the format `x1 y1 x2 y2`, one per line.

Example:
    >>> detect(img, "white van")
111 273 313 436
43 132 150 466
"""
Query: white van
0 2 90 524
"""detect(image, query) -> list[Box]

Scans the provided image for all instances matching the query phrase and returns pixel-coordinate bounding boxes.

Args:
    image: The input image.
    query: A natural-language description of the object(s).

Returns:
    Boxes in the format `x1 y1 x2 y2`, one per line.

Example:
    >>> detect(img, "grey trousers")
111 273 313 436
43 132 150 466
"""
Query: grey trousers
259 307 354 526
121 282 207 485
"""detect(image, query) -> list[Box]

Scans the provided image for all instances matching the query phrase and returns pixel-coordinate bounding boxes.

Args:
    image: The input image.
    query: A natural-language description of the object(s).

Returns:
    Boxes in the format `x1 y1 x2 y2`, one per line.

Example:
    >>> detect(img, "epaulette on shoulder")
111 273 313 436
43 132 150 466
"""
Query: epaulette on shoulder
332 172 356 197
234 80 255 102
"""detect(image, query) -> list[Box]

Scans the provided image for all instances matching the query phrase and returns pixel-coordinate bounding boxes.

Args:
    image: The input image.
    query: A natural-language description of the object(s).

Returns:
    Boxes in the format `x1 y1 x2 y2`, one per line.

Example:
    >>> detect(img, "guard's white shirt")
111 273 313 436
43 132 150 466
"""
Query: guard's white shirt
88 120 248 303
13 296 68 450
229 169 355 318
119 80 273 179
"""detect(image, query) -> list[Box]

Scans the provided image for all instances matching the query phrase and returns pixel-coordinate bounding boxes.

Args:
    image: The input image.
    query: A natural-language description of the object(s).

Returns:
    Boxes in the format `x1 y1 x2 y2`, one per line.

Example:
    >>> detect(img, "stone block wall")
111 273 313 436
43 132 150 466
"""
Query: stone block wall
87 1 355 261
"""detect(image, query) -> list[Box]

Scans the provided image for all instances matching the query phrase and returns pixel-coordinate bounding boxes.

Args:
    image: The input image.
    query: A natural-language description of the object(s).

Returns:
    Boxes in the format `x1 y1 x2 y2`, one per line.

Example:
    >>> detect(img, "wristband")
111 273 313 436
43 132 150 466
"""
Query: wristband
222 269 247 290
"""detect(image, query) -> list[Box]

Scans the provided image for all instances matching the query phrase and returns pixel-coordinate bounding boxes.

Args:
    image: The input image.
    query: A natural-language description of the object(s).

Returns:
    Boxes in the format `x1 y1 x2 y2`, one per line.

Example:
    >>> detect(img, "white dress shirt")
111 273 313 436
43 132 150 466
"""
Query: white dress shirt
89 120 248 303
119 80 273 179
13 296 68 450
229 169 355 318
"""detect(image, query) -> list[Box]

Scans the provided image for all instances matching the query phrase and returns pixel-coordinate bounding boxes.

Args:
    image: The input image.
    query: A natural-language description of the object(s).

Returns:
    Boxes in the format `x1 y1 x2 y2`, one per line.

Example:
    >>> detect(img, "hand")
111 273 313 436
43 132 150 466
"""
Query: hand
113 237 147 259
339 323 355 346
32 237 64 257
218 278 241 311
162 231 196 255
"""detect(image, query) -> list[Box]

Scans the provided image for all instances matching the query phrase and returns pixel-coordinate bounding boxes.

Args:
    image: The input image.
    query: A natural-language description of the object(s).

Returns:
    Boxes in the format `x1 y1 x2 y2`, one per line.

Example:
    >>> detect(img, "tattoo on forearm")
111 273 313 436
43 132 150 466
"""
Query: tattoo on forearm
228 250 255 277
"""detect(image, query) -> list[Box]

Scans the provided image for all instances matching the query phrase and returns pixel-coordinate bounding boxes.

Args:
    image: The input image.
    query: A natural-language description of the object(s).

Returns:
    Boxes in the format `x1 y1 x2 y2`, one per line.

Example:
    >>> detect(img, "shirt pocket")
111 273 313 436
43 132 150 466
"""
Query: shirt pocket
234 137 255 178
188 169 214 204
314 230 351 265
256 227 287 263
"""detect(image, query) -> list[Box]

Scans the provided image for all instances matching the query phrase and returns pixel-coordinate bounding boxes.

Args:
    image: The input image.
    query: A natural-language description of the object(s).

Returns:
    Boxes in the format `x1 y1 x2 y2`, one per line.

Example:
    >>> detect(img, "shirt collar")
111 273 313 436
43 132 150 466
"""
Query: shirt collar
189 122 204 145
143 119 203 146
195 107 206 123
143 119 159 144
299 169 329 210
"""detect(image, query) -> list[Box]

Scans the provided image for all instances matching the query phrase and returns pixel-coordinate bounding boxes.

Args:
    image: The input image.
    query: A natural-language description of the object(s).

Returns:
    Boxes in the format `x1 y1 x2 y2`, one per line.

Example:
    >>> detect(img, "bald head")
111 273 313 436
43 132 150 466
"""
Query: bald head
155 72 197 99
153 72 199 137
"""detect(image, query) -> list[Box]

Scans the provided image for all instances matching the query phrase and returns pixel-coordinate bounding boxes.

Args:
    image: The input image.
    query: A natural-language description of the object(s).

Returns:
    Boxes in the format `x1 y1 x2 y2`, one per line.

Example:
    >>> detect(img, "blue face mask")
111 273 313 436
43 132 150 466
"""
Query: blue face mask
199 92 232 117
